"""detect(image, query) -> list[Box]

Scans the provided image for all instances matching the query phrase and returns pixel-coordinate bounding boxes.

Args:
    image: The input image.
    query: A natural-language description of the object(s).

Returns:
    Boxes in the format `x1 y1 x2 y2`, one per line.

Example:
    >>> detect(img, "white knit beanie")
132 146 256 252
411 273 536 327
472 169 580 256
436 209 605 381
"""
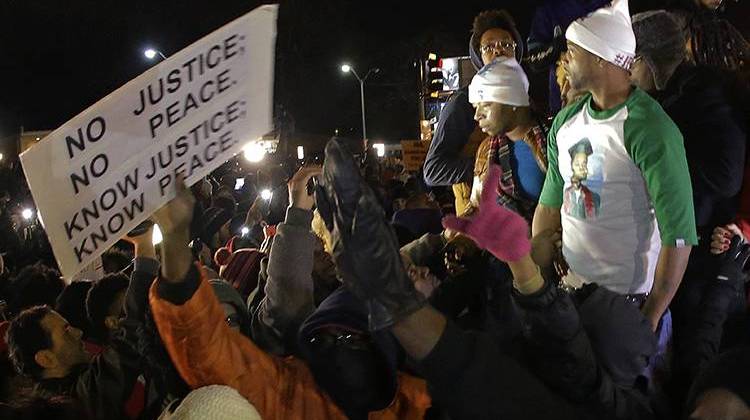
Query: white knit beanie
468 57 530 107
167 385 262 420
565 0 637 70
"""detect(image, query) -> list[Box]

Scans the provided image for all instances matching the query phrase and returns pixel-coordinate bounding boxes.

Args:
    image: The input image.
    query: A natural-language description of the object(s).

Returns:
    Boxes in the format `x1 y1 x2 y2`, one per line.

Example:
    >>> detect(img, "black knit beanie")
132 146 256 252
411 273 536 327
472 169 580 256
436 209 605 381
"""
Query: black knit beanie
632 10 688 90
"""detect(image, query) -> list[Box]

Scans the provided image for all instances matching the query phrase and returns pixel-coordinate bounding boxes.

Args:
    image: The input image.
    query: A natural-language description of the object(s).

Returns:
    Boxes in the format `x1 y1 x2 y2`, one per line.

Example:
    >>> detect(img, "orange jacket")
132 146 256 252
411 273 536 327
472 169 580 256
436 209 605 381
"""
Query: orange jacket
149 270 431 420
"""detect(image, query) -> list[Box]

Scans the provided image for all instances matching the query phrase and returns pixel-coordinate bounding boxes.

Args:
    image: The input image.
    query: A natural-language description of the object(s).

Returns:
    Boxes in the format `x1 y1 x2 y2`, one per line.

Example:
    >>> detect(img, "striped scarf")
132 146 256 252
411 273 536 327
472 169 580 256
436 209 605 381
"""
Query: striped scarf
488 123 548 222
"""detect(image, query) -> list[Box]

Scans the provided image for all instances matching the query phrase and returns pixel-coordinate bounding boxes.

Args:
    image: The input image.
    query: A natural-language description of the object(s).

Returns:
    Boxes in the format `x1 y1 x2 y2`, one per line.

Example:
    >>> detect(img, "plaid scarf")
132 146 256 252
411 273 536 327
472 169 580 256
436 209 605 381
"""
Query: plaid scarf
487 122 548 222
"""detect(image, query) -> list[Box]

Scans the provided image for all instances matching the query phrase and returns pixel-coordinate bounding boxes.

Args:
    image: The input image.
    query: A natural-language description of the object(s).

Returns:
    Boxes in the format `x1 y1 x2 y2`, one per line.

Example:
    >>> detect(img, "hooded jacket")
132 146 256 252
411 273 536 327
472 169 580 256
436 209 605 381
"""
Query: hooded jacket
423 28 525 191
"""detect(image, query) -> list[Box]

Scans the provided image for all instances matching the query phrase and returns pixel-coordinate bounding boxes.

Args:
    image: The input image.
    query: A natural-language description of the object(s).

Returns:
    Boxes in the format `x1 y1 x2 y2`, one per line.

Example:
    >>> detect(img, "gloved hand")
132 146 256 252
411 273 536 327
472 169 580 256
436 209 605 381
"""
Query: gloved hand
315 138 425 330
442 164 531 262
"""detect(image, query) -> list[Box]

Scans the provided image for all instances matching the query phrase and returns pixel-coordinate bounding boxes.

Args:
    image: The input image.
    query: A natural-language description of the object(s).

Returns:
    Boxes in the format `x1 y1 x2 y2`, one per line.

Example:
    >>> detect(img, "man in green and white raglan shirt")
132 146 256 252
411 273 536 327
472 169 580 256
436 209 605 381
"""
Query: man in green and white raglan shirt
533 0 697 332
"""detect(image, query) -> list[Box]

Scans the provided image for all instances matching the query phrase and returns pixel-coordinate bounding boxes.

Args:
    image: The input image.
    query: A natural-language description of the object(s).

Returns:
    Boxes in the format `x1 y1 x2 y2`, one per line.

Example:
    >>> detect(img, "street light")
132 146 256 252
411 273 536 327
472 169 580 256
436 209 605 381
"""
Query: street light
373 143 385 157
21 208 34 221
243 141 266 163
144 48 167 60
340 63 380 140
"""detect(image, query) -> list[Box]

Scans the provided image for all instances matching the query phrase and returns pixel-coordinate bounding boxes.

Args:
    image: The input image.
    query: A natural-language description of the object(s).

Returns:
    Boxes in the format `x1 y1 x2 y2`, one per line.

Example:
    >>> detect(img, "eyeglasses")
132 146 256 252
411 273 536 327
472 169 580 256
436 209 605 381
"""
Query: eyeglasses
480 40 517 56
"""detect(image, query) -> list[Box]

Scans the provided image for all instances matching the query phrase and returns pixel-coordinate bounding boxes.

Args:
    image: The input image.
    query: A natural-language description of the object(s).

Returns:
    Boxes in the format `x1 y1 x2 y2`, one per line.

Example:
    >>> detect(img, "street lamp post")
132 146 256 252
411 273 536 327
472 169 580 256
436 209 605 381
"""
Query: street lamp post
341 64 379 140
144 48 167 60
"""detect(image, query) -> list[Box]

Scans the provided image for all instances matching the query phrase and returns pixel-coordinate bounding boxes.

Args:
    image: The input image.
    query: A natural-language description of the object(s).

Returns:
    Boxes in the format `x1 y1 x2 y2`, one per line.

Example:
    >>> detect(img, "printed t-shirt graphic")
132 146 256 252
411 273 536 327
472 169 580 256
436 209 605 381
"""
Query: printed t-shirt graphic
539 88 697 295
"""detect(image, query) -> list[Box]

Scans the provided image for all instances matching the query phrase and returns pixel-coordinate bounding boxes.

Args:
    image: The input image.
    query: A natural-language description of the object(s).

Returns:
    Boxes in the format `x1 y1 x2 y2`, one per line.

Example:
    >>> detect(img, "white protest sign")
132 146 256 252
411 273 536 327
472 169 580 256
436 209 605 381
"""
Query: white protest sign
20 5 278 279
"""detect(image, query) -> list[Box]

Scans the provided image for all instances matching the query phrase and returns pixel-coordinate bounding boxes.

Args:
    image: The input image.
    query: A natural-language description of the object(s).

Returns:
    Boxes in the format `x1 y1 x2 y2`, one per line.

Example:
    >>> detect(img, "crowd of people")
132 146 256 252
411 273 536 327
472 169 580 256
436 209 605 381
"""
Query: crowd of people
0 0 749 419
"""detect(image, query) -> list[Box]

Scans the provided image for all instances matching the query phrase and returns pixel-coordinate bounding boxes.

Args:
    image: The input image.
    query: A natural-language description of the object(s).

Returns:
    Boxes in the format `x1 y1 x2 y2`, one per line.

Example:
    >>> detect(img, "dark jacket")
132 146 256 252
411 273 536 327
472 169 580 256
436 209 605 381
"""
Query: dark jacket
422 28 526 188
34 259 155 419
422 88 478 186
527 0 601 113
655 63 747 230
124 258 189 419
400 234 503 334
513 281 657 419
35 345 140 419
418 320 585 420
526 0 614 113
671 237 748 409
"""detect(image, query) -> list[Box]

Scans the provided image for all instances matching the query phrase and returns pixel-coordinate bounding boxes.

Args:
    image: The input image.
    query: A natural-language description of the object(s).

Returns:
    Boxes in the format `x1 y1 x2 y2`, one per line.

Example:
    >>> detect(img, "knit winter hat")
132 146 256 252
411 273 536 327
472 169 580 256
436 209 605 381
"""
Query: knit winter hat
216 248 264 300
468 57 530 106
209 279 250 332
632 10 687 90
167 385 261 419
566 0 637 70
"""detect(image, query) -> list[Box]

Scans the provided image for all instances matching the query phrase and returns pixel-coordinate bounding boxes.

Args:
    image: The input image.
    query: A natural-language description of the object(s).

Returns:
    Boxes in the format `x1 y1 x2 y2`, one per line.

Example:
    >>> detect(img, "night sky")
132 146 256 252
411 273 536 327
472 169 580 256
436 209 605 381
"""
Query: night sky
0 1 747 155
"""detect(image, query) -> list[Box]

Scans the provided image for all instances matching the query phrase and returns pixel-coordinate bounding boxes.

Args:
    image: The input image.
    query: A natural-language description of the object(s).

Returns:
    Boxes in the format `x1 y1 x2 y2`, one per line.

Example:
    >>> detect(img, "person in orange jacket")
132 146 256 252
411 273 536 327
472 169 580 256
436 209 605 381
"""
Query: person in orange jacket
147 170 431 420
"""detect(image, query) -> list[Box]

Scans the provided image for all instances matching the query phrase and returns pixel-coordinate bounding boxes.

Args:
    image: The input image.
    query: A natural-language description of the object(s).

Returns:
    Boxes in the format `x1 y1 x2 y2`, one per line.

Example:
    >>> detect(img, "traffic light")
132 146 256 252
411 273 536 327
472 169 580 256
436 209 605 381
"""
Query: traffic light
420 119 434 141
424 52 443 98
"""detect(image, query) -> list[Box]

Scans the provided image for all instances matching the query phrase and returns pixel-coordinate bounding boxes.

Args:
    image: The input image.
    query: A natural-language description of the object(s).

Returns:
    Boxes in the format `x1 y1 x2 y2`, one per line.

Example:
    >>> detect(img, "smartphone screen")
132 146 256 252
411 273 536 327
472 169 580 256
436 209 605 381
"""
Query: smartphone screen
235 177 245 190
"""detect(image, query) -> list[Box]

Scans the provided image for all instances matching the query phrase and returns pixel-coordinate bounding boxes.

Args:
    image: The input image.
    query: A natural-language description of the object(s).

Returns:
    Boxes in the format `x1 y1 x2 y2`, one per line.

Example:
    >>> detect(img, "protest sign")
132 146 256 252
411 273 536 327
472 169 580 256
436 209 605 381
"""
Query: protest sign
20 5 278 278
400 140 430 172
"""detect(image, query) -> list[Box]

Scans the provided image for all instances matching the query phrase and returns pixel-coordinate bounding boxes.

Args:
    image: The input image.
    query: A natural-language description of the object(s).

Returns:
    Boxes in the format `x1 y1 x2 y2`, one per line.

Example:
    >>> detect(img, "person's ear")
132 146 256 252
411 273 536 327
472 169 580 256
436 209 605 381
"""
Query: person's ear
34 349 57 370
104 315 119 331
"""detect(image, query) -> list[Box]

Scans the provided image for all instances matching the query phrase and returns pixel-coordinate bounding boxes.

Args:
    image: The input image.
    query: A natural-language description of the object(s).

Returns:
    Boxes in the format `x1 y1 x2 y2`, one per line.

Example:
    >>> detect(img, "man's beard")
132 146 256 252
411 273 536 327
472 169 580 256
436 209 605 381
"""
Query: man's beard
567 73 586 93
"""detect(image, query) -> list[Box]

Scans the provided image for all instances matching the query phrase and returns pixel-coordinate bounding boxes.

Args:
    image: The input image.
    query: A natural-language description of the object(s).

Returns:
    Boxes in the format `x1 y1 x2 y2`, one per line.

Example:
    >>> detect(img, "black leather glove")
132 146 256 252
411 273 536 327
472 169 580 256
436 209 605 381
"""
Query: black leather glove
315 138 425 330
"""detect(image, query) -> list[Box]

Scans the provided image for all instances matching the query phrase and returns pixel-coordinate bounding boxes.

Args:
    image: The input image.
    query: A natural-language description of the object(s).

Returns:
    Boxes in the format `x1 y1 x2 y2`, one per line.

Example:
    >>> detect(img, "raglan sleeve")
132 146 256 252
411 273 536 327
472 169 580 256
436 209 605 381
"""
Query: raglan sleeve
625 110 698 247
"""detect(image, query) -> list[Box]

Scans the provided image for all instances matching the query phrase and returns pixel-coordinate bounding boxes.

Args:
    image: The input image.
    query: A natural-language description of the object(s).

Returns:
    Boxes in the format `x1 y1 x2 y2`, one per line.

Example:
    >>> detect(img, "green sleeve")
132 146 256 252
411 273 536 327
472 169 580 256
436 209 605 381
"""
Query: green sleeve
539 130 563 208
624 94 698 246
539 97 589 208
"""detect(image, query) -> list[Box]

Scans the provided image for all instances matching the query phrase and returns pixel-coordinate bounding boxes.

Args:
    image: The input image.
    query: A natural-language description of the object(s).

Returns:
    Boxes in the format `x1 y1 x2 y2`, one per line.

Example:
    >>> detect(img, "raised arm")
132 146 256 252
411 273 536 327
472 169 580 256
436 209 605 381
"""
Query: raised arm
253 166 321 355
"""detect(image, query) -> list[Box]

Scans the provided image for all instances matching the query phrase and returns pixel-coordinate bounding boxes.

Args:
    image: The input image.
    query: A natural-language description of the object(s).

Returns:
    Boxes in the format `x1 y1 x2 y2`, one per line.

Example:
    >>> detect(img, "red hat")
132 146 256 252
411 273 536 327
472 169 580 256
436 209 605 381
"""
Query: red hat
216 249 264 300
